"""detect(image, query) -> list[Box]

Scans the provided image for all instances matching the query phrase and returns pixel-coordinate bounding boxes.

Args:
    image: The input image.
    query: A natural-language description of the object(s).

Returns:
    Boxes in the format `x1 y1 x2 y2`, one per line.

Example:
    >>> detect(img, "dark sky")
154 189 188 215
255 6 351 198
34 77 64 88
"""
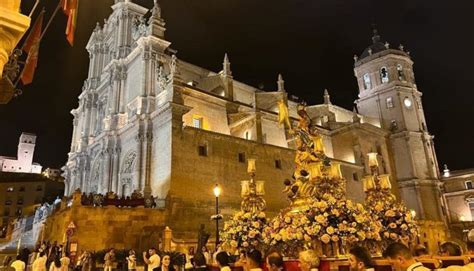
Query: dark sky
1 0 473 171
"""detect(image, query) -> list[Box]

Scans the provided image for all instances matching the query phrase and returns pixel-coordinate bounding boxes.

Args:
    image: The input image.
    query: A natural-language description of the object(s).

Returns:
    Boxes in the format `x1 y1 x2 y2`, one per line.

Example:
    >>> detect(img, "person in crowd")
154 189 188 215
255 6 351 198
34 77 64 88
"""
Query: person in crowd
143 248 161 271
348 246 374 271
3 256 13 269
185 247 195 270
79 251 92 271
465 241 474 270
104 248 115 271
32 252 48 271
192 253 208 271
11 255 26 271
60 252 70 271
413 245 430 259
126 250 137 271
244 249 263 271
234 250 247 267
298 250 319 271
201 246 211 265
213 245 223 264
266 251 284 271
49 257 62 271
215 251 231 271
154 254 174 271
439 242 463 256
383 242 430 271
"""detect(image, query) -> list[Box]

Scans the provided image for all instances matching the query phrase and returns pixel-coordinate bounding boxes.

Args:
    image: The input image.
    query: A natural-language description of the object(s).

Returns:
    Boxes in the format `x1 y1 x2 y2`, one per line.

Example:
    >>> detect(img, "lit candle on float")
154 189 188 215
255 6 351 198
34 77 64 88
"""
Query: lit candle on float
313 136 325 153
241 180 249 197
367 152 379 168
308 162 322 178
363 175 375 191
256 180 265 195
378 174 392 189
247 158 256 173
330 162 342 179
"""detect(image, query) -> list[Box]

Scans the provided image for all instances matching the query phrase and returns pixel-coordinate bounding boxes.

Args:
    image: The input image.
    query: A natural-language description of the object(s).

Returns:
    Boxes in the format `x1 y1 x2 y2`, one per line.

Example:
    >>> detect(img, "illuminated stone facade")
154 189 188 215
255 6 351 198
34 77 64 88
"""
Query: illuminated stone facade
62 0 446 240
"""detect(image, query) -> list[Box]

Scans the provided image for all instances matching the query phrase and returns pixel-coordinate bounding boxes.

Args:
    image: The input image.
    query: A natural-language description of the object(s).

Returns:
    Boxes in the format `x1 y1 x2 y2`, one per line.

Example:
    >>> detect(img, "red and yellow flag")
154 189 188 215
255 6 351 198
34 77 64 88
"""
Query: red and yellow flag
21 11 44 85
62 0 79 45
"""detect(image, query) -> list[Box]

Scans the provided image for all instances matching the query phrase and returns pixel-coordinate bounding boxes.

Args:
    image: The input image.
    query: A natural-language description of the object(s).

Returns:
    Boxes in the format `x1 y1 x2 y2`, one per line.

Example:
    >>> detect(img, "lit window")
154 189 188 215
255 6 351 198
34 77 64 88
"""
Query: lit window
193 117 203 129
363 73 371 90
380 67 389 83
245 131 250 140
397 64 405 80
466 181 473 190
6 187 14 192
275 159 282 169
386 97 394 108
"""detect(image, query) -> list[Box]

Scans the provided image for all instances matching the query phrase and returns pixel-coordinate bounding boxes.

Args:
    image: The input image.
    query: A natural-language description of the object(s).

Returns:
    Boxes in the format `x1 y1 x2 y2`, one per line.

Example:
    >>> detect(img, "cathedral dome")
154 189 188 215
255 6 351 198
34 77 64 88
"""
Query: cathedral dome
360 29 387 59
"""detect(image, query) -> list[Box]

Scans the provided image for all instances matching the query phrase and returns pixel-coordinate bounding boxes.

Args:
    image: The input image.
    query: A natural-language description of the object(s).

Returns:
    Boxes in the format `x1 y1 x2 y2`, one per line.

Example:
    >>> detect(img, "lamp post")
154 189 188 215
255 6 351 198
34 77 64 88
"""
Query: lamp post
212 184 222 248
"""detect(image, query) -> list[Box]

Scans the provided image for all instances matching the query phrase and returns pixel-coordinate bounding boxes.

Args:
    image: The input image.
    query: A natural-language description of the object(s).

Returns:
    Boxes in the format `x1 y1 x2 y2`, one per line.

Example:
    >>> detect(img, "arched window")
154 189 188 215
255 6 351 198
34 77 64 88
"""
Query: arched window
397 64 405 80
363 73 371 90
380 67 389 83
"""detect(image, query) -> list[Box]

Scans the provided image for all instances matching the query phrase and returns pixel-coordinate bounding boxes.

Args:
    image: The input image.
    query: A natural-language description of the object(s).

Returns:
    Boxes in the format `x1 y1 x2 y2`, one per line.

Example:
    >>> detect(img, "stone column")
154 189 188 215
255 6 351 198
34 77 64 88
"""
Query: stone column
143 130 153 197
88 96 98 137
135 131 145 191
255 112 263 143
111 146 121 192
70 116 79 152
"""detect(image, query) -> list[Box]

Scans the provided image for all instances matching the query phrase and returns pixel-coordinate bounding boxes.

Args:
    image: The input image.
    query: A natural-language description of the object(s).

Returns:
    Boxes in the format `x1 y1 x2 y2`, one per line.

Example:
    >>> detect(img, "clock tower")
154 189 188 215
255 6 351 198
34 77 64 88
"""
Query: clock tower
354 29 445 225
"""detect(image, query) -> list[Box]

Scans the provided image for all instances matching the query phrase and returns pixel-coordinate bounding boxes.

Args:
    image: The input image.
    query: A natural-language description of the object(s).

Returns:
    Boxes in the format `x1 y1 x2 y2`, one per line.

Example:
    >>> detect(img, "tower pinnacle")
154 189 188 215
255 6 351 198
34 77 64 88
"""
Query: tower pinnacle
323 89 331 105
222 53 231 76
277 74 285 92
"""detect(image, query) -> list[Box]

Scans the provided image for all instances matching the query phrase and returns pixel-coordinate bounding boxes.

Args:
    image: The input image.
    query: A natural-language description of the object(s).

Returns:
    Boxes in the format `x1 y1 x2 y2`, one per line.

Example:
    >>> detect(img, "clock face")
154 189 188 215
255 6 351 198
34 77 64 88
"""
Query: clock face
404 97 412 108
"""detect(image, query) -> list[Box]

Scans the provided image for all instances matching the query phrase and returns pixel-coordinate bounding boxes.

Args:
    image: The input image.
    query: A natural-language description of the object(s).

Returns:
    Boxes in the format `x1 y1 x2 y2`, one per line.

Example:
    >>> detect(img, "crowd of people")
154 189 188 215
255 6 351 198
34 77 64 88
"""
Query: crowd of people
3 240 474 271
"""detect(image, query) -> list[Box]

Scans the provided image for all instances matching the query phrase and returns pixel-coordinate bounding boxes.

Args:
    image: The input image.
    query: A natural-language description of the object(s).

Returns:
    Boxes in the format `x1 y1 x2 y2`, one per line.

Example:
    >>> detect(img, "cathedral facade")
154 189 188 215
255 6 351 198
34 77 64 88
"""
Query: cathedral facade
62 0 446 241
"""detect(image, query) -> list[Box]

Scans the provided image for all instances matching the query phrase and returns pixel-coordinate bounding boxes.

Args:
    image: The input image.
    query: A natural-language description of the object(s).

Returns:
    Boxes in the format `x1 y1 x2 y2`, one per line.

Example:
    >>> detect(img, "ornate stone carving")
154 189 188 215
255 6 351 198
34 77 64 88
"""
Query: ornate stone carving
169 54 177 76
121 151 137 174
157 65 167 90
132 16 147 42
135 132 145 142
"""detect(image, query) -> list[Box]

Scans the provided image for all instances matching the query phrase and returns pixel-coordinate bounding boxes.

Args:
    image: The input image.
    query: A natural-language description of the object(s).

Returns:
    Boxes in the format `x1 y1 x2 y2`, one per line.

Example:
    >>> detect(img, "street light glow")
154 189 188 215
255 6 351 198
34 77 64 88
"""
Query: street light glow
213 184 221 197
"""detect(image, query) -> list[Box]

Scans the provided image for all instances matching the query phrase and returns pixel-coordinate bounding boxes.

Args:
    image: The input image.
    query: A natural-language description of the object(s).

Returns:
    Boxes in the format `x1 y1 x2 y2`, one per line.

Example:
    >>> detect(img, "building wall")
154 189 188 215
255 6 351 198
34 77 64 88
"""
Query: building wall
0 174 64 230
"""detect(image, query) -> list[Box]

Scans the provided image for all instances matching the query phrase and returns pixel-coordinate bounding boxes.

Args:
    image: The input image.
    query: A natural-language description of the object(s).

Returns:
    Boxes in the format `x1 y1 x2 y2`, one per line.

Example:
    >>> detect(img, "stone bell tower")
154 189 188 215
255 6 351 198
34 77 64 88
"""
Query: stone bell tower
354 29 445 226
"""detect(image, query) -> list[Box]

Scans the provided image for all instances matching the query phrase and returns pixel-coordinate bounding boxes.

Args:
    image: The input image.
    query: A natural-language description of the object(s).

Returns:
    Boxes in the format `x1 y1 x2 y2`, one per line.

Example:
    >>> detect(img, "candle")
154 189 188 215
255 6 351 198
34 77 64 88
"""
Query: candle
379 174 392 189
330 162 342 179
247 159 256 173
256 180 265 195
241 181 249 197
367 152 379 168
363 175 375 191
308 162 322 178
313 136 325 153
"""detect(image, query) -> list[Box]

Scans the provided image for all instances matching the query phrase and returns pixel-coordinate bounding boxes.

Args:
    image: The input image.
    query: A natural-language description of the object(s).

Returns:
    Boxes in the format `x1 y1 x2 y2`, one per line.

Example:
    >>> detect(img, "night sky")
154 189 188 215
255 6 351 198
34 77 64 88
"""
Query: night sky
1 0 473 171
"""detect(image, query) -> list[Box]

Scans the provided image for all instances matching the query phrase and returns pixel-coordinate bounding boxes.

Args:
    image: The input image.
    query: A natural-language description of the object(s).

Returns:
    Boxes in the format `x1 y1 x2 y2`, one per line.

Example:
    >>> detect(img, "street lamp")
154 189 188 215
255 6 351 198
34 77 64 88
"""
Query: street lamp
212 184 222 248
